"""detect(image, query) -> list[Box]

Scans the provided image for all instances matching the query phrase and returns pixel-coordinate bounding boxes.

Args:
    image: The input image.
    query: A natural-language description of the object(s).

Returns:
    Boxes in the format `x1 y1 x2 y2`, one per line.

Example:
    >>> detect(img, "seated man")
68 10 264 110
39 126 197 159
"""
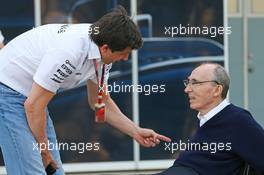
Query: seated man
156 63 264 175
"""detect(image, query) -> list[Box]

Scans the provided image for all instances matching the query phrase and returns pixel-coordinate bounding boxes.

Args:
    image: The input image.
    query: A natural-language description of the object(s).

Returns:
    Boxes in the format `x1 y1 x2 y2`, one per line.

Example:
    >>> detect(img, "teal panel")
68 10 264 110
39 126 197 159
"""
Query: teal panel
228 18 244 108
248 18 264 126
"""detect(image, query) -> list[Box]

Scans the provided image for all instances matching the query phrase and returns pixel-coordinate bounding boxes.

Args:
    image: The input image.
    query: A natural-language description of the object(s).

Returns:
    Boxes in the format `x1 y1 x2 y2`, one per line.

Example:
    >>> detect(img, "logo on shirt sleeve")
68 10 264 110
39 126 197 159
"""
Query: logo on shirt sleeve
58 24 69 34
51 59 76 83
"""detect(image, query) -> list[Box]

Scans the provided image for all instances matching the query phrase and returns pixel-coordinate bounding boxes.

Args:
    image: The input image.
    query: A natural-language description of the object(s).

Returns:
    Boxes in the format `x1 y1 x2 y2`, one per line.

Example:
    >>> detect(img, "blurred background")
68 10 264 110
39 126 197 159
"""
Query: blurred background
0 0 263 174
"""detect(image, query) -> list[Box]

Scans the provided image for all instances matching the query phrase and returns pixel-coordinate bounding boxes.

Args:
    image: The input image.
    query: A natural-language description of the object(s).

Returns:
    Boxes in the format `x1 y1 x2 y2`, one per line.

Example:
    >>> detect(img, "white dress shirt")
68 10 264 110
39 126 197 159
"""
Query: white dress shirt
197 99 230 127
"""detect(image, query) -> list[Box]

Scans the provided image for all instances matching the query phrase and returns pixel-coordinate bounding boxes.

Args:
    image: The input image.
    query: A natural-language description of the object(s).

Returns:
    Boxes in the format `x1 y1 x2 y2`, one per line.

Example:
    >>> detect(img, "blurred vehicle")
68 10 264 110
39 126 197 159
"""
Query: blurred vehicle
0 0 34 42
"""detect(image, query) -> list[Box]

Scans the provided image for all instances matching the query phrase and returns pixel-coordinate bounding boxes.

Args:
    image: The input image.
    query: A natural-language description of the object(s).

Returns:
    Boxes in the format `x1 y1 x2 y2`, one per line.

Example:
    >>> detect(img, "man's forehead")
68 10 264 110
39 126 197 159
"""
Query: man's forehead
189 65 215 80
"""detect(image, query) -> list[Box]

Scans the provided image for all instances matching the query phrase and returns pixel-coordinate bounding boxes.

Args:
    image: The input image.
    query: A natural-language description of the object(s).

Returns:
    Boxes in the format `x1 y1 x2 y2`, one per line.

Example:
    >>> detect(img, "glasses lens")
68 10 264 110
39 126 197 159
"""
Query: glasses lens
183 80 189 87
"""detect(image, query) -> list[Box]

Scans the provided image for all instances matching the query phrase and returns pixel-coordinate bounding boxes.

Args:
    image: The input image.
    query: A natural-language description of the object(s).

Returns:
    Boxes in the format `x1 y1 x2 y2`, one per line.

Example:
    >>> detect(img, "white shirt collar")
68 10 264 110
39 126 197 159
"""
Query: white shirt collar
87 39 101 60
197 99 230 127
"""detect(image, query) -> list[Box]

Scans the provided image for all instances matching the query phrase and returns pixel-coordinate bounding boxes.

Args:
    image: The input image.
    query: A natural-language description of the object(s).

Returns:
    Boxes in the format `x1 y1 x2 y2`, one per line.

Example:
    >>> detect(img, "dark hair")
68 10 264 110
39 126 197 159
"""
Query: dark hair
90 5 143 52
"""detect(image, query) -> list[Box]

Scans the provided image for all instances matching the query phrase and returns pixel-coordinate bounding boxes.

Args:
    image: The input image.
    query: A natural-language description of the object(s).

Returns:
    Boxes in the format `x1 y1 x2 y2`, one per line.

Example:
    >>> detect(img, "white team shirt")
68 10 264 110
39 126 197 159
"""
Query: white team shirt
0 24 112 96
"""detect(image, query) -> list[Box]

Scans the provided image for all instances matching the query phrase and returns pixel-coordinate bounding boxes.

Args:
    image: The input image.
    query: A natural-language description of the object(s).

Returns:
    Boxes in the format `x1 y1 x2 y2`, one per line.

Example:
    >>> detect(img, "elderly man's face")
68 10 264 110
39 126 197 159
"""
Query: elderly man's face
184 65 221 114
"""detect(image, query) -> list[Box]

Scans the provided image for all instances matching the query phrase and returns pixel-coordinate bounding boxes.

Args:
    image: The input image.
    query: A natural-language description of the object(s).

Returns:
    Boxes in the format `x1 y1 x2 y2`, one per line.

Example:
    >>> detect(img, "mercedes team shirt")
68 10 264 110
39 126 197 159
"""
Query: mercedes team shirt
0 24 111 96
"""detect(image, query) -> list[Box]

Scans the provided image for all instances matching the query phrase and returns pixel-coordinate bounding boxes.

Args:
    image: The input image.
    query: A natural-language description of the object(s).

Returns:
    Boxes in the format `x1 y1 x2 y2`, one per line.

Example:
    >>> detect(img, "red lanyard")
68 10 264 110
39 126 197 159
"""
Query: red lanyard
93 60 106 93
93 59 106 122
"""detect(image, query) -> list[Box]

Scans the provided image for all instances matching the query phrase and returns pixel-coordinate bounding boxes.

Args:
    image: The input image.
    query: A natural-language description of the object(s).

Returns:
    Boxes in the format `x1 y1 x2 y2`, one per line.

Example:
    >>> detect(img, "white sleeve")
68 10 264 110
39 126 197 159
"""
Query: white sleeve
33 49 80 93
0 30 4 43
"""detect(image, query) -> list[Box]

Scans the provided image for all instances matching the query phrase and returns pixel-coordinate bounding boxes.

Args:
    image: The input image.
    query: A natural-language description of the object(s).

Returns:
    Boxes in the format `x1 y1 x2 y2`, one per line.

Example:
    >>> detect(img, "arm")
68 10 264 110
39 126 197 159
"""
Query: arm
24 82 57 168
232 111 264 171
87 80 171 147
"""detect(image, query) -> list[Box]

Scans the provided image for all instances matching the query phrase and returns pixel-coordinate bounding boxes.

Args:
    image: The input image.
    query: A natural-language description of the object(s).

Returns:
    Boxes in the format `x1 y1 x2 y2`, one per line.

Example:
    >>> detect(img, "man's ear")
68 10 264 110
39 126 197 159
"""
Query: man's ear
214 85 223 97
99 44 109 53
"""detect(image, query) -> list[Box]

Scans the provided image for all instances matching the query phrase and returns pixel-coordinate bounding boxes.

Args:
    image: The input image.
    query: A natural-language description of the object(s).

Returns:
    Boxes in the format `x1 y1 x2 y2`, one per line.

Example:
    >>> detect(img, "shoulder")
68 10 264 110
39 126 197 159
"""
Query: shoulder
225 104 251 118
52 30 90 61
227 104 263 129
55 24 91 49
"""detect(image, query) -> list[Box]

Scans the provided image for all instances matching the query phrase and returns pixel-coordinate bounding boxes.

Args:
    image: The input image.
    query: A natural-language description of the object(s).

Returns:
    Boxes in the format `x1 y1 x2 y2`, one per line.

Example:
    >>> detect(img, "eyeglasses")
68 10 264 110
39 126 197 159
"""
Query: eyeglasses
183 79 220 87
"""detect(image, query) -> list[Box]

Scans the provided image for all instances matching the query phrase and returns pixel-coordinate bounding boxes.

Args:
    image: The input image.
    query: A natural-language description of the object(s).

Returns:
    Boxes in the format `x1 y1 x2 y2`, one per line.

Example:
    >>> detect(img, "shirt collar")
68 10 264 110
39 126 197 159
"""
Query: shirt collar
197 99 230 127
87 40 101 60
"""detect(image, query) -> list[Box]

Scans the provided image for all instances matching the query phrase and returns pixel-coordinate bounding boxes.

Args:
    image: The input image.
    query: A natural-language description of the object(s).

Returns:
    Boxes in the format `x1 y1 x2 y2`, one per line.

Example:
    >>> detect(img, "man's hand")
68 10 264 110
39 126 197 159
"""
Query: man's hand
41 150 58 170
133 127 171 147
86 81 171 147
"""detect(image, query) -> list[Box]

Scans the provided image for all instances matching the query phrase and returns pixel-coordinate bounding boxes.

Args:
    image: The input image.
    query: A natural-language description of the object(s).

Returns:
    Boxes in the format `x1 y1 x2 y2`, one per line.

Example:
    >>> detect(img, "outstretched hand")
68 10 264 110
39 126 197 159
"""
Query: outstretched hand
133 127 171 147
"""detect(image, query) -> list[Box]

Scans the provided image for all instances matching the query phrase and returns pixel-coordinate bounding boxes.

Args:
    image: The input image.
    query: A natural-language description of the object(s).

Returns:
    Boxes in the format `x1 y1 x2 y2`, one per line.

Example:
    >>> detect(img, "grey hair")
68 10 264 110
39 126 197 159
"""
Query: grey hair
213 64 230 98
199 63 230 99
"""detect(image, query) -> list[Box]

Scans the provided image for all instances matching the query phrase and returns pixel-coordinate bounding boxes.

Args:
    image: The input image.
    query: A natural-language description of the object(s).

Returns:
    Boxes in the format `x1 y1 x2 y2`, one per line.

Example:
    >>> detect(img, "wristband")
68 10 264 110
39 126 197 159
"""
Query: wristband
45 163 56 175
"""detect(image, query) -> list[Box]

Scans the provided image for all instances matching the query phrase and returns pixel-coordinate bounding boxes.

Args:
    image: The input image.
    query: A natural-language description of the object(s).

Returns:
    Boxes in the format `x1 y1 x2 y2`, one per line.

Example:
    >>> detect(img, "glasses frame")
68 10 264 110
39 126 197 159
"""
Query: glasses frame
183 79 220 87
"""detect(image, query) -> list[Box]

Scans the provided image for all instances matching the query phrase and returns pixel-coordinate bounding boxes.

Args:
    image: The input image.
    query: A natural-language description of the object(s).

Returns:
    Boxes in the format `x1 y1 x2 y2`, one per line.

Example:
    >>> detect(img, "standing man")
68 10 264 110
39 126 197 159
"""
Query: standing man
156 63 264 175
0 6 171 175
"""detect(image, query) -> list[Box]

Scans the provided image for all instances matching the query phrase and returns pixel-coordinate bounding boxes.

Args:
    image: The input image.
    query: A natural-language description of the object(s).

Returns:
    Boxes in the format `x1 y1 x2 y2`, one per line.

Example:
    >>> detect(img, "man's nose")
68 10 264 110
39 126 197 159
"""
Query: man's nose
184 84 192 93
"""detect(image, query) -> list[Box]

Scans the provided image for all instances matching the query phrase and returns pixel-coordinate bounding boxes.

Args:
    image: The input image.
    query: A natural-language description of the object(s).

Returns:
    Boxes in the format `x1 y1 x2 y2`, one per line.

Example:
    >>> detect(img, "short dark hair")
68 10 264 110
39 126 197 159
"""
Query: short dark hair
90 5 143 52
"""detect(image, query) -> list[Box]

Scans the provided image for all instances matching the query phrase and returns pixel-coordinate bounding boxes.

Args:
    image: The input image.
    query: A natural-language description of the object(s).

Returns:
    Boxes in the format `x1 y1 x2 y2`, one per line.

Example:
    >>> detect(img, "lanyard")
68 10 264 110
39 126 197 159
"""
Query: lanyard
93 59 106 94
93 59 106 122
